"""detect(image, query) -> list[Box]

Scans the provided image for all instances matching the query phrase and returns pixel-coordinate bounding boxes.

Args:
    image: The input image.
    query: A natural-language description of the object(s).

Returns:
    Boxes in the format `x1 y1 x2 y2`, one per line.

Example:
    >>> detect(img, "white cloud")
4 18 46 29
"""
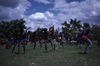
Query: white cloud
52 0 100 24
45 11 54 18
26 0 100 31
25 11 57 31
34 0 51 4
54 0 67 8
29 12 47 21
1 0 100 31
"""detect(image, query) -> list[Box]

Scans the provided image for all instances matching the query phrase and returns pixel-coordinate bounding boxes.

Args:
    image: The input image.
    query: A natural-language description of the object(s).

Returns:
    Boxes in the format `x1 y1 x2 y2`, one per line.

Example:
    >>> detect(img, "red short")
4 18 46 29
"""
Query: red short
82 35 88 41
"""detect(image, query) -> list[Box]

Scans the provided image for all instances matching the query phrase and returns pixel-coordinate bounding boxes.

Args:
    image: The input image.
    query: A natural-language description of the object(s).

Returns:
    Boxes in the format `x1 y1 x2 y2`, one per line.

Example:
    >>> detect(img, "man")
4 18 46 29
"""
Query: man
76 28 83 48
42 28 48 51
81 23 98 54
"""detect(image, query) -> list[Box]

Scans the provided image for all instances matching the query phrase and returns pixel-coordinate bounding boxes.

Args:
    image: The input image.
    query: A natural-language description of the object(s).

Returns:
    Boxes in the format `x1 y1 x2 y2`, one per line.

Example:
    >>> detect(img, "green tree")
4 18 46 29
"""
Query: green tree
62 21 71 37
91 24 100 38
61 19 82 37
0 19 26 39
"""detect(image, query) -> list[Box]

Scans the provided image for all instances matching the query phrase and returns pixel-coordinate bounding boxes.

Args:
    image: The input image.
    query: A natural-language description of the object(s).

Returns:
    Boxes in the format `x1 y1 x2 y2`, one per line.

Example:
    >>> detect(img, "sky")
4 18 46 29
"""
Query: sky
0 0 100 31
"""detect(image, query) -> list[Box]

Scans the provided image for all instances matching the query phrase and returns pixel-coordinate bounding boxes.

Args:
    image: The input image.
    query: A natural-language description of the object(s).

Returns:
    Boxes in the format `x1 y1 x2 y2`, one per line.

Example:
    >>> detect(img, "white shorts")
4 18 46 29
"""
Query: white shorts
51 39 57 45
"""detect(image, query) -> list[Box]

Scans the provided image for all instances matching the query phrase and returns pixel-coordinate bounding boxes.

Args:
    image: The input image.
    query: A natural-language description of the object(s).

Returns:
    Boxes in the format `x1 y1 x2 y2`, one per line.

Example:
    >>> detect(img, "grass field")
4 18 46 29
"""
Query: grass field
0 43 100 66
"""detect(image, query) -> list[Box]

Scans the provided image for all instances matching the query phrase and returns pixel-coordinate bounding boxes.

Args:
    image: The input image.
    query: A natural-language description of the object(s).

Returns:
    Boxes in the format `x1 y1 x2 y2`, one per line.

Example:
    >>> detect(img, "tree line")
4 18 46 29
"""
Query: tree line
0 18 100 41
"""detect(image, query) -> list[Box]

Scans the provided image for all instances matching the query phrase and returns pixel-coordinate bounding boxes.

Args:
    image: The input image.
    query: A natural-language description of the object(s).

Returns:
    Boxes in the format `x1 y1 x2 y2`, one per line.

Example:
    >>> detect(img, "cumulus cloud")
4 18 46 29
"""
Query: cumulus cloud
34 0 51 4
25 11 58 31
29 12 47 21
52 0 100 24
0 0 31 21
0 0 100 31
53 0 69 9
25 0 100 31
45 11 54 18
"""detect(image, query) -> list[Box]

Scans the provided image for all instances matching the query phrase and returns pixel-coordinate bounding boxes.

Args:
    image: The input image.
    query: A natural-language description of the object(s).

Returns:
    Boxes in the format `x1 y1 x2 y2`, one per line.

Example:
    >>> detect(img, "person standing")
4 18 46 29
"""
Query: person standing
42 28 48 51
76 28 83 48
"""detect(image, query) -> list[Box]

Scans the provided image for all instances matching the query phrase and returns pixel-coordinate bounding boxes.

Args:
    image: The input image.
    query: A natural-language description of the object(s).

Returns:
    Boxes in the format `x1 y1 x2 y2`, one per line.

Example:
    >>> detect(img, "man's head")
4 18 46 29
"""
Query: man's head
83 23 90 28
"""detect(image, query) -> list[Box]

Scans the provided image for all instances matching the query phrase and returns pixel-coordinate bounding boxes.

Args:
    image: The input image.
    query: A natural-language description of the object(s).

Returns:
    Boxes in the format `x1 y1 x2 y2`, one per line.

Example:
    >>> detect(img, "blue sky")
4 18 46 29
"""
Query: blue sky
0 0 100 31
25 0 54 15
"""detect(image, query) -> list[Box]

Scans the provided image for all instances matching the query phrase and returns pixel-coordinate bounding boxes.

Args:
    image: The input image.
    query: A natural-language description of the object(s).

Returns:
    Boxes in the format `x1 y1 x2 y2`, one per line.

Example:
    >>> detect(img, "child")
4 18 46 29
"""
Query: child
51 38 58 51
60 34 66 48
50 32 57 51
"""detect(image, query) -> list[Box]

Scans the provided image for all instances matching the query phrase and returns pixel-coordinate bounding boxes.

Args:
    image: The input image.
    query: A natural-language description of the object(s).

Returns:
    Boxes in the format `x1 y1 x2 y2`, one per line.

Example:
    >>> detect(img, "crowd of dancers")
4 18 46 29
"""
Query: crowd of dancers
0 23 99 54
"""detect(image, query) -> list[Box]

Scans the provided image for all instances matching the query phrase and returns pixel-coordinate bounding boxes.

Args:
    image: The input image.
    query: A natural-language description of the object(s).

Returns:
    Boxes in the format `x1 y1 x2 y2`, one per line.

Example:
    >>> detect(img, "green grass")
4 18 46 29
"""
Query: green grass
0 43 100 66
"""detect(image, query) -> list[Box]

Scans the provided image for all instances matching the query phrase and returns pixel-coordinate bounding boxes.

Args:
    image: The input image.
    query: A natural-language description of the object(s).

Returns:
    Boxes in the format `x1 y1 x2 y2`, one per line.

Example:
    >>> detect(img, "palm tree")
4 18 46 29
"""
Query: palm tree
70 19 82 30
61 19 82 38
61 21 71 37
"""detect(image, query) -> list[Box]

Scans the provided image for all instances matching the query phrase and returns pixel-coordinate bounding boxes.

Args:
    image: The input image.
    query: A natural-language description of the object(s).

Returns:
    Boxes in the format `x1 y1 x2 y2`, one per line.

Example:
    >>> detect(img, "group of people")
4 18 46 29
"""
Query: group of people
0 23 99 54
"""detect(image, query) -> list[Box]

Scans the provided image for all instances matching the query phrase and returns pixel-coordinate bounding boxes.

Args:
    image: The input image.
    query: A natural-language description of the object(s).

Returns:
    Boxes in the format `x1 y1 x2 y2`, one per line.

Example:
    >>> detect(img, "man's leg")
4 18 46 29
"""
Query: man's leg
84 39 93 54
12 43 17 53
33 41 36 49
